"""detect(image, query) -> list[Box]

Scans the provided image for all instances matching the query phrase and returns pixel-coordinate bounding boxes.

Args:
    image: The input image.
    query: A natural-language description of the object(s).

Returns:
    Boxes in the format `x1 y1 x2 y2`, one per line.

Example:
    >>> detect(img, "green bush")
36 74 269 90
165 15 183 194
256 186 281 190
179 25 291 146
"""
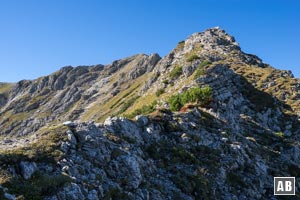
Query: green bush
186 54 200 62
168 94 183 111
155 88 165 97
169 66 183 79
168 86 212 111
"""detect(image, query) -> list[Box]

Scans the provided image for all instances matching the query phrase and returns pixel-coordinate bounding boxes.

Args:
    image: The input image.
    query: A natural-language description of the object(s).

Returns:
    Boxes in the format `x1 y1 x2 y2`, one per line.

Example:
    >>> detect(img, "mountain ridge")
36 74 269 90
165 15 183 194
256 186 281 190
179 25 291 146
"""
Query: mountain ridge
0 27 300 199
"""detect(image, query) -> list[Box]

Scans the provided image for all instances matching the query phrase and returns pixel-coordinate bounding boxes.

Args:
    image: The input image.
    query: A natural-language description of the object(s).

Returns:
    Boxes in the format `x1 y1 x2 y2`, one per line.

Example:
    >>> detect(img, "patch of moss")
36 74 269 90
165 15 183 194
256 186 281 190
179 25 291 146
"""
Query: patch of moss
275 132 284 138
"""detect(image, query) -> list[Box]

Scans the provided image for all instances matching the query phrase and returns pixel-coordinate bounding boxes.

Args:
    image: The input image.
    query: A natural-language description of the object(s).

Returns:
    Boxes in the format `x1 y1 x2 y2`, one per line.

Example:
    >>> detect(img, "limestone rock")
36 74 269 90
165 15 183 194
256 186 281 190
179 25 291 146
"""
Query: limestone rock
19 161 37 180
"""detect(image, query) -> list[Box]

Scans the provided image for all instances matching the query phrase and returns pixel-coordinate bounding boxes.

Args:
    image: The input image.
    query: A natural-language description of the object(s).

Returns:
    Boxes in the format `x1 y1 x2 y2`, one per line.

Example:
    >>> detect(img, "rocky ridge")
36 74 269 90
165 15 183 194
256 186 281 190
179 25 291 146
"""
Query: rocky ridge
0 27 300 199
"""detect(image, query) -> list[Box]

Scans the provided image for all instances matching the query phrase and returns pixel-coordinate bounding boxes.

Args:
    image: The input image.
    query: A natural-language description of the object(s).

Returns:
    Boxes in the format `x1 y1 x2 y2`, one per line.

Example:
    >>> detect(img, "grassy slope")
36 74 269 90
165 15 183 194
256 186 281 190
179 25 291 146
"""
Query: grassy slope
0 83 14 94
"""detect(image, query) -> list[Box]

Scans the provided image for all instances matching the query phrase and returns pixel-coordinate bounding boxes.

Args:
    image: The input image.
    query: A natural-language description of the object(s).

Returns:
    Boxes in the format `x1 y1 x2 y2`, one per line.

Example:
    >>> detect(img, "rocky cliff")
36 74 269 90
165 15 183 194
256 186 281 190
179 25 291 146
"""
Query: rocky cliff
0 27 300 200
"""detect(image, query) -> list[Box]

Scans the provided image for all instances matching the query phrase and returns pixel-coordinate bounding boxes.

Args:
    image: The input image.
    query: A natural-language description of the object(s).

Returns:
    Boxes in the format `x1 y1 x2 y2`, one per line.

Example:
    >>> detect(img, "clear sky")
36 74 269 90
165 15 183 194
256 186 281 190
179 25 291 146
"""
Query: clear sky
0 0 299 82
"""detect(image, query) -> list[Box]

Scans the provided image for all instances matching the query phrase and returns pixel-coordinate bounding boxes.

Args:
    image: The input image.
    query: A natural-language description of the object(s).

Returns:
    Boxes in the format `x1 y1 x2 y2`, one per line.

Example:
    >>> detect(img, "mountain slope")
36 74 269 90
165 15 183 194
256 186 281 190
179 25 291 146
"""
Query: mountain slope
0 27 300 199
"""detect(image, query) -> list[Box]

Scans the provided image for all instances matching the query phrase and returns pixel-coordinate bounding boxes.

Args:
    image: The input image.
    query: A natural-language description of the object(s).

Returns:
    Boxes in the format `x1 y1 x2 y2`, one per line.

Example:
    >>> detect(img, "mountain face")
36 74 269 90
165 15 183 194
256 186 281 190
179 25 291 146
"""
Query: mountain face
0 27 300 199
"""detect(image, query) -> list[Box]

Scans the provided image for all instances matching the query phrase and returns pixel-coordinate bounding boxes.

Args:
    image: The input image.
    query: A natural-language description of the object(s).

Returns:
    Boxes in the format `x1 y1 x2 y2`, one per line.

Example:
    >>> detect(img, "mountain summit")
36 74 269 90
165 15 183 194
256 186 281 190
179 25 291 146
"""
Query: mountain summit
0 28 300 199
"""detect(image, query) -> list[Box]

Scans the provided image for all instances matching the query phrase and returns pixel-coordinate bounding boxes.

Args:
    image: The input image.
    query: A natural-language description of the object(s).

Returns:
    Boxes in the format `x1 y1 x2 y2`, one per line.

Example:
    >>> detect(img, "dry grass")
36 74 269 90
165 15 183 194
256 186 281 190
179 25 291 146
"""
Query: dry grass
81 71 153 122
0 83 14 94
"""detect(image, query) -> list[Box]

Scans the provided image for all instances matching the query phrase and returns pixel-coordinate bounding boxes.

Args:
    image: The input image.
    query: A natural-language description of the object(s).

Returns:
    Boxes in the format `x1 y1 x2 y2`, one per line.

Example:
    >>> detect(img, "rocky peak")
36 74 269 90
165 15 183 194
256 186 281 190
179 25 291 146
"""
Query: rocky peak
184 27 240 54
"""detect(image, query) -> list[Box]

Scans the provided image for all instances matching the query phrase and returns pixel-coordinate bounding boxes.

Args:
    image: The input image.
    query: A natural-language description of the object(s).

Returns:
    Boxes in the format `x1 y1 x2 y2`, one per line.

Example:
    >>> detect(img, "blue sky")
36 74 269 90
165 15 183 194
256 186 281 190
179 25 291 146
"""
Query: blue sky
0 0 299 82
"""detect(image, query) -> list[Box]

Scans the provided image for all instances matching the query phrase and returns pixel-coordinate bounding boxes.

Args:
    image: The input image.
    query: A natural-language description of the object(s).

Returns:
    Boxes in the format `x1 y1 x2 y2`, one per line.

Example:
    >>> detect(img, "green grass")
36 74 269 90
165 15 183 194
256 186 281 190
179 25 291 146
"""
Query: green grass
125 100 157 118
198 60 211 68
169 66 183 79
186 54 200 62
194 69 205 79
110 84 141 109
155 88 165 97
115 96 140 115
193 61 211 79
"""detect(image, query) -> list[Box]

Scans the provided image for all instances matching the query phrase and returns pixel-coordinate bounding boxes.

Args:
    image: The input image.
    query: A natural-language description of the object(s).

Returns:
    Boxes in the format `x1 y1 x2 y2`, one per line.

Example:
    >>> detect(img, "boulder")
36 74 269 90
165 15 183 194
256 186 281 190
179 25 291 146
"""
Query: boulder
19 161 37 180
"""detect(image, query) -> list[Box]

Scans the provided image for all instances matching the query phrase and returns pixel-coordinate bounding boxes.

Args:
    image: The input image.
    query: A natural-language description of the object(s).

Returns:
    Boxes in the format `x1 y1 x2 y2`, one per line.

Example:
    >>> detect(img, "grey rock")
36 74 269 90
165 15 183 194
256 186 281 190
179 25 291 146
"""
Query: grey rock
57 183 85 200
67 130 77 145
107 155 142 189
135 115 149 127
4 193 16 200
63 121 77 128
19 161 37 180
87 189 99 200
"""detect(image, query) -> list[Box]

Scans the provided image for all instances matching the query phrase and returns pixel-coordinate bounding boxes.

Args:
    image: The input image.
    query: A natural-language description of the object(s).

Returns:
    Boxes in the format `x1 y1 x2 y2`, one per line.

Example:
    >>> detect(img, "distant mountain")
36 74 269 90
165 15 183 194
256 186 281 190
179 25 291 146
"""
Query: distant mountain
0 27 300 199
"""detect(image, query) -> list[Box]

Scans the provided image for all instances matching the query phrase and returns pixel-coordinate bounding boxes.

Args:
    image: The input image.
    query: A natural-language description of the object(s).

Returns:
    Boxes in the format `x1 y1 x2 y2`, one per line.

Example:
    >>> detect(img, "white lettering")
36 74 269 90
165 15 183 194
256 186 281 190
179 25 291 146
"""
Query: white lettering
285 181 292 191
277 181 284 191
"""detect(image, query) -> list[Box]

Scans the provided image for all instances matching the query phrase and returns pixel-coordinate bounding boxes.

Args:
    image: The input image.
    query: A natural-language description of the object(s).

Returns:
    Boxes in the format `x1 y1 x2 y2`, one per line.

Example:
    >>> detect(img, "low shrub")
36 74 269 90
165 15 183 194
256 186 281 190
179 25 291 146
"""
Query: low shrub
168 86 212 111
194 69 205 79
186 54 200 62
155 88 165 97
169 66 183 79
162 79 169 84
168 94 183 111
